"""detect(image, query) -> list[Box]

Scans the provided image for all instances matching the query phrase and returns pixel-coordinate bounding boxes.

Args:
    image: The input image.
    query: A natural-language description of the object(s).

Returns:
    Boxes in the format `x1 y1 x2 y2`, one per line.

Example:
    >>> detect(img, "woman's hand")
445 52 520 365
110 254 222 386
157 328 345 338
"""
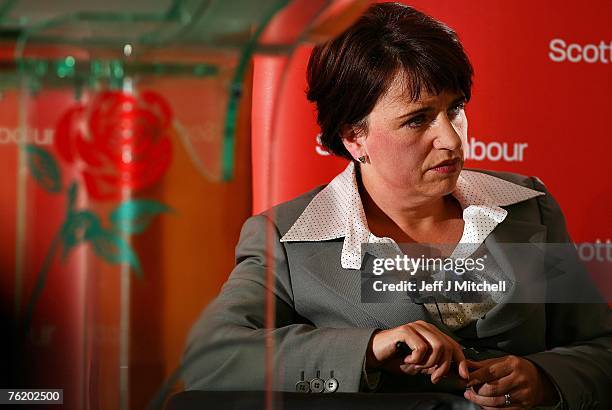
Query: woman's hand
464 356 560 409
366 320 468 383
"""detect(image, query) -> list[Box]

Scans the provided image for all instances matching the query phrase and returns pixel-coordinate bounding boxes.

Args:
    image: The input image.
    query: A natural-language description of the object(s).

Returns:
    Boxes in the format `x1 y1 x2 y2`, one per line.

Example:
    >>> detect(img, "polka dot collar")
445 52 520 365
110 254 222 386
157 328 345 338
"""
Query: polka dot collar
280 162 544 269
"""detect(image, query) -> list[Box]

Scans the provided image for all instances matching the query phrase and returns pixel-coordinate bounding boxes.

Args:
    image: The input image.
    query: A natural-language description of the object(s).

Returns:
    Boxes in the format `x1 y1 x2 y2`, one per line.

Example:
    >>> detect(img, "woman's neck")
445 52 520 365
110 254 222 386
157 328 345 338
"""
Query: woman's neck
357 166 462 242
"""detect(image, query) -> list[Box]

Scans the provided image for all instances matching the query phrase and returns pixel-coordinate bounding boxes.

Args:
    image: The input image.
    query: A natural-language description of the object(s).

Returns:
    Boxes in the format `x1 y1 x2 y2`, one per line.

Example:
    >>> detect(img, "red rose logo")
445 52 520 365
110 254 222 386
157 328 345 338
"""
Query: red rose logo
54 90 172 200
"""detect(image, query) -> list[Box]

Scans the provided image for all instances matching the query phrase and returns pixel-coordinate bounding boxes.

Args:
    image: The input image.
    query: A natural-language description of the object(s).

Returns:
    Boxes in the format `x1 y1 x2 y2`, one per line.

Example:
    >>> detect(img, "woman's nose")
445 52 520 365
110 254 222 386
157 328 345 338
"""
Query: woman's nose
432 114 463 151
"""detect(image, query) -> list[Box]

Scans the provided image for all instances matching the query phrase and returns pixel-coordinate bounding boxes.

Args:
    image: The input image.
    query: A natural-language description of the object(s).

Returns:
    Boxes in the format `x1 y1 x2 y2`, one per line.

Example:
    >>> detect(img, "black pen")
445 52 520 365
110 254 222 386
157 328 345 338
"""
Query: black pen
395 341 412 358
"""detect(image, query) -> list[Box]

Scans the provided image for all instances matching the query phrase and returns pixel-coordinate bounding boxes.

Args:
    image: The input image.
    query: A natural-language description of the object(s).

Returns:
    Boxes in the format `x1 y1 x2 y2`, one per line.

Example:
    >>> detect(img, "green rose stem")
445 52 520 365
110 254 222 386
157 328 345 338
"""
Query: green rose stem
21 183 76 337
21 230 63 338
21 181 78 338
20 144 68 337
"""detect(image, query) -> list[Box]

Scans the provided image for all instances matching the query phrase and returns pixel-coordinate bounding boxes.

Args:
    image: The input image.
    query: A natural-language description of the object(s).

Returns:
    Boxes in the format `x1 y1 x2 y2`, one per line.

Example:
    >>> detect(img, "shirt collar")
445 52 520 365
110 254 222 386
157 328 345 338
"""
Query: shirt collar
280 162 544 269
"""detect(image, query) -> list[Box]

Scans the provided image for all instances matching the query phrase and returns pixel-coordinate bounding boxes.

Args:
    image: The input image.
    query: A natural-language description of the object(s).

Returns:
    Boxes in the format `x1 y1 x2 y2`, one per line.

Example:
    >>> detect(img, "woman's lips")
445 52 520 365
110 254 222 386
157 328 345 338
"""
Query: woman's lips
430 159 460 174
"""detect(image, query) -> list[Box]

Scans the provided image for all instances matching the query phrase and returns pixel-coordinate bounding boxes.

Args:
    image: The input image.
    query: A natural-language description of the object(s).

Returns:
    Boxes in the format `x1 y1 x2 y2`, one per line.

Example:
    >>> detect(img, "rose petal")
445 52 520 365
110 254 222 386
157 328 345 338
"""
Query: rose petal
122 136 172 191
54 105 87 164
75 130 106 168
90 92 137 144
83 170 121 201
93 105 159 164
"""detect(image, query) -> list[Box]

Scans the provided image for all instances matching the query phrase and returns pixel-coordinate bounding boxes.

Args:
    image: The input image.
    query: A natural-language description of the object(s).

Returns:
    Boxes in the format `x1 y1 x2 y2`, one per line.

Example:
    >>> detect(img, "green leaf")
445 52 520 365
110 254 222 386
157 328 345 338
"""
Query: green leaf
66 182 78 212
90 230 143 278
60 210 101 258
25 144 62 193
110 200 171 235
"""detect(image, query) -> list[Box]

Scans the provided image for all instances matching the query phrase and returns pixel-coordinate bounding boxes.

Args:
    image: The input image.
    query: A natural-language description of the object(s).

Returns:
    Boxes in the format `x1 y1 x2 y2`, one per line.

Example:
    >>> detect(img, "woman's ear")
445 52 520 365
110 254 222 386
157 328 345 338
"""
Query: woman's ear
341 125 367 161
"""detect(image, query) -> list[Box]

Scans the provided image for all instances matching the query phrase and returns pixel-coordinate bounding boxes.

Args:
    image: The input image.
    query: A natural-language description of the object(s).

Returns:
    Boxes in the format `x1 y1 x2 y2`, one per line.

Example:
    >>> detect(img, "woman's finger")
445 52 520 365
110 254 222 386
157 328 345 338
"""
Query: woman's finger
457 359 470 380
446 338 467 377
400 326 429 365
473 373 516 397
410 322 446 369
399 363 422 376
466 358 495 369
420 365 437 375
431 346 452 383
464 388 518 408
467 358 513 386
440 332 469 379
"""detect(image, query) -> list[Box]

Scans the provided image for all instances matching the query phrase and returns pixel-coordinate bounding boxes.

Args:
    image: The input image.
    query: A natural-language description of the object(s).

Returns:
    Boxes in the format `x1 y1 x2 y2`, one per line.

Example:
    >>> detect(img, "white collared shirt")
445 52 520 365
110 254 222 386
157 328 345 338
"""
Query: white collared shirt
280 161 544 329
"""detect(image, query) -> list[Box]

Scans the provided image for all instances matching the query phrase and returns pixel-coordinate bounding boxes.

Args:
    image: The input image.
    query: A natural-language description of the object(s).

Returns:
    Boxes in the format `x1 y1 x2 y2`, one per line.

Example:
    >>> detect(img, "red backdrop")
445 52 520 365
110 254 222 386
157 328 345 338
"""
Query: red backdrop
251 0 612 296
252 0 612 241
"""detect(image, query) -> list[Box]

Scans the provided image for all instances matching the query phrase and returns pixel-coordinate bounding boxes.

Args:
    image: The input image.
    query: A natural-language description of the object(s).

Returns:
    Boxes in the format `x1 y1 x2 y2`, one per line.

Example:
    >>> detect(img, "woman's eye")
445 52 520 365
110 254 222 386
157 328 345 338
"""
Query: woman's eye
405 115 426 128
448 102 466 117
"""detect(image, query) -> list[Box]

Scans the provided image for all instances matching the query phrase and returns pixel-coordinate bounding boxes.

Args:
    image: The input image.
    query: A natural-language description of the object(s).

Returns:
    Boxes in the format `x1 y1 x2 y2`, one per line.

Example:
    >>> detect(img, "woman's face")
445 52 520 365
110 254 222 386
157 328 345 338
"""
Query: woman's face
347 74 468 202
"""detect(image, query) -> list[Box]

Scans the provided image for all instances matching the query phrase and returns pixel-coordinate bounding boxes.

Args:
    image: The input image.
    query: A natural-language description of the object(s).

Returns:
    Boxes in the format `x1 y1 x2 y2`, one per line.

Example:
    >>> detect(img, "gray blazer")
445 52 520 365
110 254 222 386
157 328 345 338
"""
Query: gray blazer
182 170 612 409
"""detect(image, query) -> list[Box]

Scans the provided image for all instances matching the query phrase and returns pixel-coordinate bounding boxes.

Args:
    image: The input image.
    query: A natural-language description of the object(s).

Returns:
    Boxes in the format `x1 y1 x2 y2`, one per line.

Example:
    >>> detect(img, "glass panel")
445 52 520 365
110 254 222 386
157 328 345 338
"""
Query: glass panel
2 1 367 409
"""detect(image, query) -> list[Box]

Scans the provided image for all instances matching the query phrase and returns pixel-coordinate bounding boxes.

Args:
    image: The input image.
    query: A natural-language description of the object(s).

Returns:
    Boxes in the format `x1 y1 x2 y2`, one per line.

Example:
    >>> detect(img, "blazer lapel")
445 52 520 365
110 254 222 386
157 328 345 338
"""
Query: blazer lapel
470 217 548 337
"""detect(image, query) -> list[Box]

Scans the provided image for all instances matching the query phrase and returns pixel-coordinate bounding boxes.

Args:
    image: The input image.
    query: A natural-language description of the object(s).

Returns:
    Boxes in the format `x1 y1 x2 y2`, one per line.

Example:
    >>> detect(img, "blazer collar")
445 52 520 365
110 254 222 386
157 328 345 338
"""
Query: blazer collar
281 162 545 269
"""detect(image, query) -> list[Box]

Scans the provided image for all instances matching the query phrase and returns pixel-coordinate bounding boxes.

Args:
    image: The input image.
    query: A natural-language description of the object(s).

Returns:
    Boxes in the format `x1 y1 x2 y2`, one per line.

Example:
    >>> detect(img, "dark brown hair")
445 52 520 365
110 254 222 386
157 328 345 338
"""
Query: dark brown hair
307 2 474 160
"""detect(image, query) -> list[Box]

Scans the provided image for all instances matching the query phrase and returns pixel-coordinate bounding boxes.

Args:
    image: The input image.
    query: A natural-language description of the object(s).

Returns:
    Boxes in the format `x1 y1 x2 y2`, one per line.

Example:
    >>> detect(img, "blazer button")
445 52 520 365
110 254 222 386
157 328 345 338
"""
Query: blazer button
310 371 325 393
295 371 310 393
324 378 338 393
324 370 338 393
295 381 310 393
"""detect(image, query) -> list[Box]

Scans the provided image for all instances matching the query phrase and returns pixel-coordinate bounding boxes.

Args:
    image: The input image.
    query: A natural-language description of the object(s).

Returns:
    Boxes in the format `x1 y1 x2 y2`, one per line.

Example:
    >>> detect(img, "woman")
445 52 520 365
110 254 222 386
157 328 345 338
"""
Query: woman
182 3 612 409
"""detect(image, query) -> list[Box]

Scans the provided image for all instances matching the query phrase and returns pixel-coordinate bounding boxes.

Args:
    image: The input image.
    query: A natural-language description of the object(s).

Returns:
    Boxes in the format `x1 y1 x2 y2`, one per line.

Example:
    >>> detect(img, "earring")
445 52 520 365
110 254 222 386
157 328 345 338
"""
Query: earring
357 155 368 164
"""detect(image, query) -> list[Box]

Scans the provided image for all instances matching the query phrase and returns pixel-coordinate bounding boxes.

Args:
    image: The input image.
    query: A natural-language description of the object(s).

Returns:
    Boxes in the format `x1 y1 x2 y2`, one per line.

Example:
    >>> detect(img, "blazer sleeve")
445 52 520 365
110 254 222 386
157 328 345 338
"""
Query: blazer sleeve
181 214 379 392
525 177 612 410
